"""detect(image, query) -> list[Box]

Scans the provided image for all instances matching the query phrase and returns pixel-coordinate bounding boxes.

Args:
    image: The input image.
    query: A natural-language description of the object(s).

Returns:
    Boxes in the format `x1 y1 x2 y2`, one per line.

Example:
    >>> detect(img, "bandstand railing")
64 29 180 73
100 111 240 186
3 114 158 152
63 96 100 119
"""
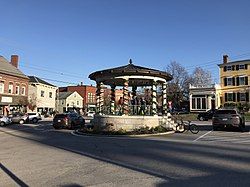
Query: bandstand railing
100 105 158 116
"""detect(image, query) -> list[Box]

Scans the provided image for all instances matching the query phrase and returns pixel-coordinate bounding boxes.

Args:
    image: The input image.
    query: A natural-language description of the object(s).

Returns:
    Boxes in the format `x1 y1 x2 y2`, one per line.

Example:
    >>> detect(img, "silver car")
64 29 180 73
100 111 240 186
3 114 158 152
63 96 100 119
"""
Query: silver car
0 115 12 126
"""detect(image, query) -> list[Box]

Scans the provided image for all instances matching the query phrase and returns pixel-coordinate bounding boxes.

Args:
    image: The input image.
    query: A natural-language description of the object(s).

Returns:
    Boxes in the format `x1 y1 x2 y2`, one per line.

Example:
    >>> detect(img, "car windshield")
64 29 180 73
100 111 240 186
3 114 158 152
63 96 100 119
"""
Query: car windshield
215 110 237 114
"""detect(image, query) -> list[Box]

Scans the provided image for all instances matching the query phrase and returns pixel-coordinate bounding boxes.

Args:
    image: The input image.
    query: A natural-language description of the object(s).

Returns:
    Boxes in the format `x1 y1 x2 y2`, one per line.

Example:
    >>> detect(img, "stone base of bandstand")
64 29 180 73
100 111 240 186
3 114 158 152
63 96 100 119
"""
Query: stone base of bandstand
91 113 176 131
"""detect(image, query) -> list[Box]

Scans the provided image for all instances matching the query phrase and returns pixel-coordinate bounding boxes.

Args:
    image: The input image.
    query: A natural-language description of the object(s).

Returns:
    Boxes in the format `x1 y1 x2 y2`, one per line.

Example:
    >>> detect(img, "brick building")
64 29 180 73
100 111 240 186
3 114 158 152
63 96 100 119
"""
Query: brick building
59 85 124 113
59 85 96 113
0 55 29 115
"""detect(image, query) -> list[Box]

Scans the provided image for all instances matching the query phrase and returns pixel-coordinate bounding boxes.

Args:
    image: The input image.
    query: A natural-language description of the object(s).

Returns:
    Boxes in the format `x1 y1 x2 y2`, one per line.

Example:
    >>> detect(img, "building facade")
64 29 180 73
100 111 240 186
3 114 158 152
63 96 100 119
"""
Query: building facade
189 84 221 113
28 76 58 114
0 55 29 115
56 91 83 113
59 85 96 113
219 55 249 109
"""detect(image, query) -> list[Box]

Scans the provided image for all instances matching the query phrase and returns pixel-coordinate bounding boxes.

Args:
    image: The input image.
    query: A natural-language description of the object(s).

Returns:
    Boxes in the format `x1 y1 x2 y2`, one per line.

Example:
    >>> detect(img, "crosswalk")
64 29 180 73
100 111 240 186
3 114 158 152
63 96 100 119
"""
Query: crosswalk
196 130 250 144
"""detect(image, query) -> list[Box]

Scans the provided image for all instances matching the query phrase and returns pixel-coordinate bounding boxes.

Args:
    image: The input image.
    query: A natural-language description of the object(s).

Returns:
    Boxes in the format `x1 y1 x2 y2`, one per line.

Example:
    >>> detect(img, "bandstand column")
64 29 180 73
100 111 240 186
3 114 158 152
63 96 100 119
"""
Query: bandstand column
162 82 167 115
99 82 104 114
152 81 157 115
96 82 101 114
132 86 137 115
122 79 129 115
110 85 116 115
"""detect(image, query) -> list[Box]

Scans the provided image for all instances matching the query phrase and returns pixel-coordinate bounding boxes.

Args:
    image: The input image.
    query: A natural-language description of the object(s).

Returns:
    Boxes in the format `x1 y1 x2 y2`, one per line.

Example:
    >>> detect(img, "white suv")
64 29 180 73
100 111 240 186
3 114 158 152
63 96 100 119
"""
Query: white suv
28 113 42 123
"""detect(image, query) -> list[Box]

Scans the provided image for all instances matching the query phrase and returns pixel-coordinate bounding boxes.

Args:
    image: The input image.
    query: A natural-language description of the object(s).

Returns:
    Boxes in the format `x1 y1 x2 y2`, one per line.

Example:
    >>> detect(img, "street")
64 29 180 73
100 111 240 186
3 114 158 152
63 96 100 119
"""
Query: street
0 119 250 187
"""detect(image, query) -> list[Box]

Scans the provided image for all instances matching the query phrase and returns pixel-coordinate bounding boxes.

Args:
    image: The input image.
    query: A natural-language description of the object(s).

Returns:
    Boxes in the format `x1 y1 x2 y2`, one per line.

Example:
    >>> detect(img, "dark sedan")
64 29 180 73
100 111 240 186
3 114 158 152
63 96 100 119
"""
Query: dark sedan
212 109 245 131
53 113 85 129
197 109 217 121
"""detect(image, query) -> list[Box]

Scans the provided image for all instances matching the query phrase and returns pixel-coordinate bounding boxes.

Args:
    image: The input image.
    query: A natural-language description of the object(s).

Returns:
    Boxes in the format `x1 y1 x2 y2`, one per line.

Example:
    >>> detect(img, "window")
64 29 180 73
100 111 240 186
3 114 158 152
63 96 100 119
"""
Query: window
239 93 246 101
227 93 233 102
49 92 52 98
191 96 206 110
77 101 79 106
21 86 26 95
227 77 233 86
226 66 232 71
192 98 195 109
15 85 20 95
0 82 4 93
41 90 45 97
239 76 245 85
88 92 95 103
239 64 245 70
8 83 13 94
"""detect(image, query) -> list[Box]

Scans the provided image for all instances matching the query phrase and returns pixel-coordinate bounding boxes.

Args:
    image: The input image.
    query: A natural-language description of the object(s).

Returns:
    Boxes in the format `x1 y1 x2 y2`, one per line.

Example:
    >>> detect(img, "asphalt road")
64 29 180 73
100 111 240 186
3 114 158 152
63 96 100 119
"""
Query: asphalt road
0 119 250 187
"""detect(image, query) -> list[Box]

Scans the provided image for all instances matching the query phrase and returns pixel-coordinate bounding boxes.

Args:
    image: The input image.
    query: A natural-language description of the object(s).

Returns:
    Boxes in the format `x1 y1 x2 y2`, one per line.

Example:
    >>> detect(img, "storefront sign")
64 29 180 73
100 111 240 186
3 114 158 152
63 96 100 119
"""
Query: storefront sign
1 96 13 103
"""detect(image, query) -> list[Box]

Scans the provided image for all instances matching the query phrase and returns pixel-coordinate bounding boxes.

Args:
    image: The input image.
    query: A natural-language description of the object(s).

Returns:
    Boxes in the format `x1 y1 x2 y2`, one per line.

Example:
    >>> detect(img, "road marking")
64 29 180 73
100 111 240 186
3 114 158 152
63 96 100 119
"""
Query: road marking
193 130 213 142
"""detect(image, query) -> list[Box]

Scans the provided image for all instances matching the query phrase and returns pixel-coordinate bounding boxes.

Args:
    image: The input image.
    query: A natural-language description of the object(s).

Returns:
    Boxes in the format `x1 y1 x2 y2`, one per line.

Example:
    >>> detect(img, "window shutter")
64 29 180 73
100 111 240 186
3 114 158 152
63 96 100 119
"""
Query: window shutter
232 65 235 71
224 78 227 86
237 92 240 102
232 77 235 86
246 92 249 102
236 65 239 70
225 93 228 102
233 93 236 102
236 77 239 86
245 76 248 85
223 66 227 72
245 64 248 70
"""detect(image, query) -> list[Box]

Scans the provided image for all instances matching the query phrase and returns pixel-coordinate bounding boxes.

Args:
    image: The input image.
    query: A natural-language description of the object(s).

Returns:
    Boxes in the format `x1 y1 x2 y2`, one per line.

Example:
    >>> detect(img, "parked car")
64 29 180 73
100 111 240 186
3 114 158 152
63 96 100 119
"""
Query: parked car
53 112 85 129
27 113 42 123
197 109 217 121
0 115 12 126
171 108 189 114
212 109 245 131
87 111 95 117
8 113 29 124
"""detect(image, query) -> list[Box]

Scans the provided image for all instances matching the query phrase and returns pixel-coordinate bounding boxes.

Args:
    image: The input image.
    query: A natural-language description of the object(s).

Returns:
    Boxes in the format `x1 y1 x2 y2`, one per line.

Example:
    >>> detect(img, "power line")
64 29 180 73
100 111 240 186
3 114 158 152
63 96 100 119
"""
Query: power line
20 64 84 79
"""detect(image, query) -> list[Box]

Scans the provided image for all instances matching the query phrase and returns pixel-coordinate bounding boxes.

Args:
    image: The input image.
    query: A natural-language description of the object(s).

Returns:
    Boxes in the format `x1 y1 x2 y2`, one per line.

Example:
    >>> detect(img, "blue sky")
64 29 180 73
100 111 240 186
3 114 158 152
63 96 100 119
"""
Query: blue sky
1 0 250 86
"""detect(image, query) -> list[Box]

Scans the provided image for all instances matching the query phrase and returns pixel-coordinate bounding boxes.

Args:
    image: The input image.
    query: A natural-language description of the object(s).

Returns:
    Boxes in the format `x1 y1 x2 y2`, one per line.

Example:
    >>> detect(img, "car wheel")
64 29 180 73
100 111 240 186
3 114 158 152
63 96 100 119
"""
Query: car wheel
0 121 5 127
199 116 204 121
32 118 38 123
19 119 25 125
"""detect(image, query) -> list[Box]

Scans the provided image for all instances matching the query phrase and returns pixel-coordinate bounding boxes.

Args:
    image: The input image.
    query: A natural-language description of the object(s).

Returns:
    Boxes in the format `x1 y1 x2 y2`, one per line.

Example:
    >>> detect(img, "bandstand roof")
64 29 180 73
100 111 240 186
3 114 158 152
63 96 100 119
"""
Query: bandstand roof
89 59 173 86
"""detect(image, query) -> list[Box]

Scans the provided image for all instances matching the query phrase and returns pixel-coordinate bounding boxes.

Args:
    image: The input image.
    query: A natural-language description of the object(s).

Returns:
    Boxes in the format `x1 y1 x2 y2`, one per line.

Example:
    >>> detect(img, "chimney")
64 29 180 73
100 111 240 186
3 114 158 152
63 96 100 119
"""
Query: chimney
10 55 19 68
223 55 228 64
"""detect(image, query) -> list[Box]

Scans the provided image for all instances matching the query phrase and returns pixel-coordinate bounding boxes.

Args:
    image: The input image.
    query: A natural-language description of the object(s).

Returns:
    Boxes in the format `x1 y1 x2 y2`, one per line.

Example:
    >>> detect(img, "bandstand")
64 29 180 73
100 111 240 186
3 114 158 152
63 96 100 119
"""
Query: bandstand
89 59 173 131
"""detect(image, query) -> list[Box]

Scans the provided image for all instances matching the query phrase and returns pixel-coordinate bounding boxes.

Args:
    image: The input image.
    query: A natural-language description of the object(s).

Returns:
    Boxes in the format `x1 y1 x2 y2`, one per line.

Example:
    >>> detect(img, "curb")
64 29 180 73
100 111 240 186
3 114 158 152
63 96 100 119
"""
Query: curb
73 129 175 137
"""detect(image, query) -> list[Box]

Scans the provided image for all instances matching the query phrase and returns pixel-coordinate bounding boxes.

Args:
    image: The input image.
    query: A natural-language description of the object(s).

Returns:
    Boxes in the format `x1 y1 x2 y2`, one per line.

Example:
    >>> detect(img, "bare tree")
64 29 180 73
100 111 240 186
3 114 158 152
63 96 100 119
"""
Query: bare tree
191 67 212 87
27 93 37 111
165 61 192 108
